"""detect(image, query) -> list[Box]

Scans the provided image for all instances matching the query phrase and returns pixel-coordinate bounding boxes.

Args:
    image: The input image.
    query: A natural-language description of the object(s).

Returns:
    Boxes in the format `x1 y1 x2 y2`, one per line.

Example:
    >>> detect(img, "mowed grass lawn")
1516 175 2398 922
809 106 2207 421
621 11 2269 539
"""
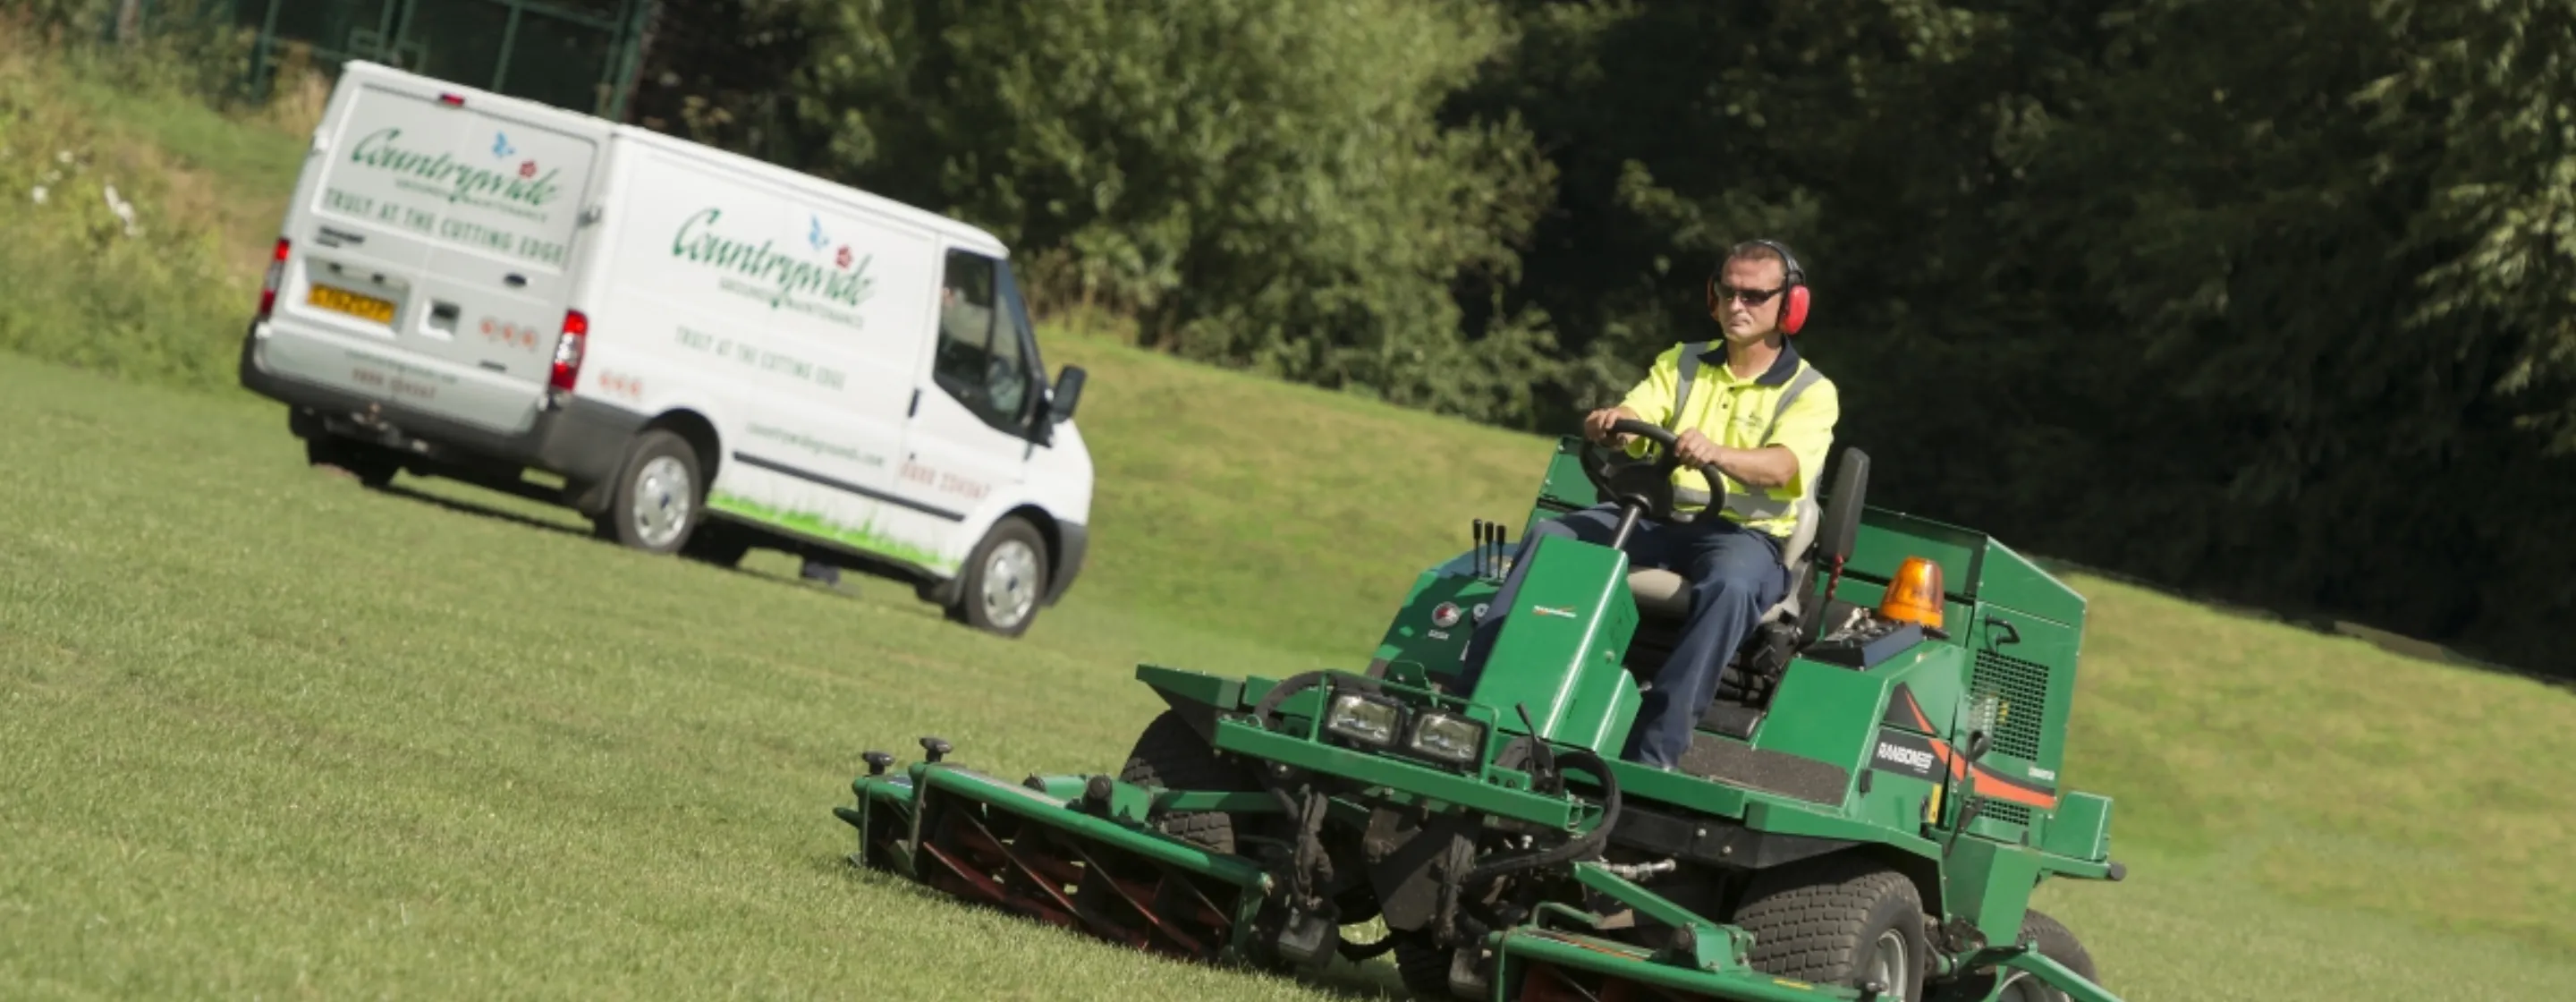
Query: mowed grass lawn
6 335 2576 1001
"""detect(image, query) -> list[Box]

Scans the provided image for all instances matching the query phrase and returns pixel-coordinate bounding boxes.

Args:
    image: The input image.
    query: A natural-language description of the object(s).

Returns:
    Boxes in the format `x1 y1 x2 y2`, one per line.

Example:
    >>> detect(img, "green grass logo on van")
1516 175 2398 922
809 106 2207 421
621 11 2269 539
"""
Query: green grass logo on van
349 127 560 220
671 208 878 329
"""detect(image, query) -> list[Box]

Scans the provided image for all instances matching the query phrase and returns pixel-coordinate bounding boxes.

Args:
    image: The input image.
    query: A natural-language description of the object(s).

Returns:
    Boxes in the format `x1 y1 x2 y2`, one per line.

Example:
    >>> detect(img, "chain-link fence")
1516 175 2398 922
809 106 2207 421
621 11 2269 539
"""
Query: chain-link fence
118 0 651 119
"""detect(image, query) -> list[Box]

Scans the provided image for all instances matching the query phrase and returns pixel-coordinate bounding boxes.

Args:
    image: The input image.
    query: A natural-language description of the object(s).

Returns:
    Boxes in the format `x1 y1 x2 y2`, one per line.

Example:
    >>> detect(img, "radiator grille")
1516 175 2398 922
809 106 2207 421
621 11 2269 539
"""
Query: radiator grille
1970 650 2051 761
1975 798 2033 828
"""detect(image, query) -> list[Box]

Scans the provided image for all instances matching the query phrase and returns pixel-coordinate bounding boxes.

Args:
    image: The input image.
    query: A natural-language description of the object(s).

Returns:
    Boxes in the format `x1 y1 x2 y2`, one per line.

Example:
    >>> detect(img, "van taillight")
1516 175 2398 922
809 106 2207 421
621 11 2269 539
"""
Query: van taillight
257 238 290 319
549 309 589 392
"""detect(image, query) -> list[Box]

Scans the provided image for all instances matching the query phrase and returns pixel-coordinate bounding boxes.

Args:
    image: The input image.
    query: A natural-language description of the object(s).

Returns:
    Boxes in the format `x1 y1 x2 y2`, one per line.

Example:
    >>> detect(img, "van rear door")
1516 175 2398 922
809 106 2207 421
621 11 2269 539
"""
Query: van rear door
260 68 602 436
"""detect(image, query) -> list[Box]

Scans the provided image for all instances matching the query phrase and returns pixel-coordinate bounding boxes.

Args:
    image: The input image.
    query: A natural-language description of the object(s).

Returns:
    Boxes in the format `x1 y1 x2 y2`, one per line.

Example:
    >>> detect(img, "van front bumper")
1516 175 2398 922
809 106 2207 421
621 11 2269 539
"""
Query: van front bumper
237 322 644 494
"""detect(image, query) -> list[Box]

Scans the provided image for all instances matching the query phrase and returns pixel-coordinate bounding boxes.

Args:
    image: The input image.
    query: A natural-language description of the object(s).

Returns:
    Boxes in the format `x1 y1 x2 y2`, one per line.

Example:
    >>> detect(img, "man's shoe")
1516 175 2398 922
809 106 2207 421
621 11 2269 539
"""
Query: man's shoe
801 559 852 593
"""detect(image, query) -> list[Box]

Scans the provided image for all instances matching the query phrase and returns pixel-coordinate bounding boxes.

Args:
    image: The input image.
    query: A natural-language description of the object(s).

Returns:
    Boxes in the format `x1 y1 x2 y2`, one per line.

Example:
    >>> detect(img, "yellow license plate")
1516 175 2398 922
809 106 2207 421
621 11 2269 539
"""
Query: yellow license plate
308 284 396 324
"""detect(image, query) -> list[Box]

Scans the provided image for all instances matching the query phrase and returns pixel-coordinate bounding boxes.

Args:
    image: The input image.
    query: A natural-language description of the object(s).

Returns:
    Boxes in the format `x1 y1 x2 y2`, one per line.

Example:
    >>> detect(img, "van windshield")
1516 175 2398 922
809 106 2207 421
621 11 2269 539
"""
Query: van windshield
997 259 1045 397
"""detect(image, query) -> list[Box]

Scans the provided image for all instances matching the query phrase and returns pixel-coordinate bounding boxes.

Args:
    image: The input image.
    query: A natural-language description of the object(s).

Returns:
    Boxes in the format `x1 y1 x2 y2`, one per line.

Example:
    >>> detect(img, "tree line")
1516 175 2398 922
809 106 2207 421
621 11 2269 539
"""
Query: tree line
48 0 2576 675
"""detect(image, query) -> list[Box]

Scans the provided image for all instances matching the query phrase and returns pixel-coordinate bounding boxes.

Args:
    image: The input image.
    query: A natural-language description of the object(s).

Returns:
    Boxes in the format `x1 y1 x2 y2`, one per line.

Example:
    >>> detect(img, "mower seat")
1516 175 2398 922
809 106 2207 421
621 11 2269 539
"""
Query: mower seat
1624 495 1822 626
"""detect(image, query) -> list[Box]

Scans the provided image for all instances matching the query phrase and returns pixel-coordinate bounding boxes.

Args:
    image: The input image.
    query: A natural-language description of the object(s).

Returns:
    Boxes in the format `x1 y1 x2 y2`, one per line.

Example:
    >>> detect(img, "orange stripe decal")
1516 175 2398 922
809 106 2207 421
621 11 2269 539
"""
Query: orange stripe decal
1970 765 2061 810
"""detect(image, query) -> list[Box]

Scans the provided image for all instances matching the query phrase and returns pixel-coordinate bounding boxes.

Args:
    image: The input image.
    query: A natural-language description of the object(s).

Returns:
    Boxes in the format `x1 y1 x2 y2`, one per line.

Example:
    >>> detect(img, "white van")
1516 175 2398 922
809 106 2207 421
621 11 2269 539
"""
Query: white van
237 61 1094 638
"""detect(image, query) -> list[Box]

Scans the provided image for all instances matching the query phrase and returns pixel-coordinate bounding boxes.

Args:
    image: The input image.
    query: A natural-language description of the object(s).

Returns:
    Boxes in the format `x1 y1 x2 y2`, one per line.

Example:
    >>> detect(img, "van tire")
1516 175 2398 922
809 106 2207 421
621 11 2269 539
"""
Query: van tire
953 515 1047 638
600 429 704 556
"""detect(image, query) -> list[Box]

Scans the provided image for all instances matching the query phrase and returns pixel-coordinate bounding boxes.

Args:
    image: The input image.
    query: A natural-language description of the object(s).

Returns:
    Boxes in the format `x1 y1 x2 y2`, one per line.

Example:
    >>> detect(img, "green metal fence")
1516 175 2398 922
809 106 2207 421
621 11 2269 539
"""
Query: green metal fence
218 0 652 120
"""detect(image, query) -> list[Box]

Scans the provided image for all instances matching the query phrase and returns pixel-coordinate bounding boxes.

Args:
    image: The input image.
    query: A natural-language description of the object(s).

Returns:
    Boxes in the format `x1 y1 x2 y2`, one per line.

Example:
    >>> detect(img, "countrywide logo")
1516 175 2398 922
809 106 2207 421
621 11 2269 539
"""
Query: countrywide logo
672 207 877 316
349 127 559 210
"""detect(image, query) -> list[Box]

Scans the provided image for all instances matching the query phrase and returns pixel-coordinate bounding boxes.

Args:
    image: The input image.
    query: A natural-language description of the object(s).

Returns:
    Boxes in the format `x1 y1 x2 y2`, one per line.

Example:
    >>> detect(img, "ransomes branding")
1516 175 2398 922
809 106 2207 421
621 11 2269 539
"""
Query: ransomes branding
672 208 878 329
1871 729 1943 781
349 127 560 218
1877 742 1936 773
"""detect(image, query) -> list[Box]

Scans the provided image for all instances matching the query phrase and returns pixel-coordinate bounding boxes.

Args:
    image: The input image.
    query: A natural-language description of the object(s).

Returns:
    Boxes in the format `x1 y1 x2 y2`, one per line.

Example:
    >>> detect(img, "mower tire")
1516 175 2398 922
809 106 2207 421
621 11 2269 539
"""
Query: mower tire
1393 932 1458 999
1733 854 1928 999
1117 710 1251 855
1994 908 2097 1001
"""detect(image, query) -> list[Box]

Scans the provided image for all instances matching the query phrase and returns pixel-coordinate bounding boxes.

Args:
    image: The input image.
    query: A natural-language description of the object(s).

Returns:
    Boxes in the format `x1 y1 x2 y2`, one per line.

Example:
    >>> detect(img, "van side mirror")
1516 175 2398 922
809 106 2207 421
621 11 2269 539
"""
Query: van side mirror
1048 365 1087 423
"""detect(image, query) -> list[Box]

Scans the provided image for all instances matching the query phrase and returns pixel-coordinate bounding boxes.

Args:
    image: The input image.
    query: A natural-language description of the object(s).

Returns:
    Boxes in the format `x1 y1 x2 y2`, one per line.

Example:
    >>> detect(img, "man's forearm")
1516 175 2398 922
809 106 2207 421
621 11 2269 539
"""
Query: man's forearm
1712 446 1798 490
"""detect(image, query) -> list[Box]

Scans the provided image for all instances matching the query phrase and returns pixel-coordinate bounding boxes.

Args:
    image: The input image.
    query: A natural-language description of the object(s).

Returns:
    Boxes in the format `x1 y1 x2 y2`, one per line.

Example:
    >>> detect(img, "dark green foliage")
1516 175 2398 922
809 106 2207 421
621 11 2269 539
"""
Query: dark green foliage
777 0 1564 423
623 0 809 160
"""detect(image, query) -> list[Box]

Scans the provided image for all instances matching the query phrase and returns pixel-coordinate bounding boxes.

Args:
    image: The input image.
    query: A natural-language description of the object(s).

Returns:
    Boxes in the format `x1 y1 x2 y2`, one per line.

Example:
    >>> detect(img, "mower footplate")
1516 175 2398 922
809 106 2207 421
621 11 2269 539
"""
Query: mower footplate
1494 929 1881 1002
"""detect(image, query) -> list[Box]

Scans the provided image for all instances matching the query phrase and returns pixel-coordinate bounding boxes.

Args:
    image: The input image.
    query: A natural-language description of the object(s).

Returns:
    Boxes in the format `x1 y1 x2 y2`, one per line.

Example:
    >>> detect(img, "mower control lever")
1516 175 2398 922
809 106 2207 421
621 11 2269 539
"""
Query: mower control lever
919 736 953 763
862 751 895 776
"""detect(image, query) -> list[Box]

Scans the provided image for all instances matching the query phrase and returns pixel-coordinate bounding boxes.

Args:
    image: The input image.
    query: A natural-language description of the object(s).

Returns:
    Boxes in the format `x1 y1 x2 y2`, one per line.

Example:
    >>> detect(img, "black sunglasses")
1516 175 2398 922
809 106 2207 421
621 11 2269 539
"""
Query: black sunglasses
1716 284 1784 306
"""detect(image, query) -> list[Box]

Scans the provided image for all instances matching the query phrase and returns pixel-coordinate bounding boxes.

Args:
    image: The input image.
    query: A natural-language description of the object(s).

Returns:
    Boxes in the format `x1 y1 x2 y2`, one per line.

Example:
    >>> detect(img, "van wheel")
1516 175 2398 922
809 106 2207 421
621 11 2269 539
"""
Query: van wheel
953 516 1047 638
602 429 702 556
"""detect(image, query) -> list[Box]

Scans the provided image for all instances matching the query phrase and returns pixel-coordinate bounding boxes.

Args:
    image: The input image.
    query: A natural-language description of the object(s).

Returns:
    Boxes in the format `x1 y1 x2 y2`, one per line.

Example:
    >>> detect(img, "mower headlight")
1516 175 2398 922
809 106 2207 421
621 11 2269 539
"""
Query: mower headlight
1408 712 1487 765
1324 692 1403 747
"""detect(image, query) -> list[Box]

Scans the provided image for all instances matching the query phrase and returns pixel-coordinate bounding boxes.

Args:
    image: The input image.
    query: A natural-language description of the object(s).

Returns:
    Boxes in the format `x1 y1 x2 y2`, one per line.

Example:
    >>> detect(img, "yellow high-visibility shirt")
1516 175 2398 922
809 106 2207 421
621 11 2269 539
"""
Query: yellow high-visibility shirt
1616 340 1840 538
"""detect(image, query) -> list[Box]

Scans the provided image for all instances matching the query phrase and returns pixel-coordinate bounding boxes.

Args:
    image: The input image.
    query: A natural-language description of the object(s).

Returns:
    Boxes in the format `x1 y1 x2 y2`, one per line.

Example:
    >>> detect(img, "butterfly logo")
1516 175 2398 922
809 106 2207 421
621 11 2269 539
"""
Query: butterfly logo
807 214 828 251
492 132 515 158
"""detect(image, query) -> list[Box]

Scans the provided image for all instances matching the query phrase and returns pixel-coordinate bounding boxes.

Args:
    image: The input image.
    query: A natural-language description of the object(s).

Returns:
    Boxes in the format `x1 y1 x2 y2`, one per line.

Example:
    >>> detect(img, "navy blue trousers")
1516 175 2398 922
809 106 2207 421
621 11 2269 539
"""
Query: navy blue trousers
1455 503 1787 768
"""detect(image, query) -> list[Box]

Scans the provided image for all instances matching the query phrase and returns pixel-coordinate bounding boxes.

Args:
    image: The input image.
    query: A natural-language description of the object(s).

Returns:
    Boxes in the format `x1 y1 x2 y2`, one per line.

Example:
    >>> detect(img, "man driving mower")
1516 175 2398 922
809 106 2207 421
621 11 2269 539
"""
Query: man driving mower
1458 239 1841 770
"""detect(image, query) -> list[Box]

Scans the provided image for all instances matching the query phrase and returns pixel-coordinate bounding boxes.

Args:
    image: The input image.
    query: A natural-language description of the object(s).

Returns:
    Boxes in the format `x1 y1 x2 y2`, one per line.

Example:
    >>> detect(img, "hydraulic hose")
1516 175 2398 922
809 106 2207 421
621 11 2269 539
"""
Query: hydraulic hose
1460 748 1623 888
1250 670 1330 729
1248 670 1331 830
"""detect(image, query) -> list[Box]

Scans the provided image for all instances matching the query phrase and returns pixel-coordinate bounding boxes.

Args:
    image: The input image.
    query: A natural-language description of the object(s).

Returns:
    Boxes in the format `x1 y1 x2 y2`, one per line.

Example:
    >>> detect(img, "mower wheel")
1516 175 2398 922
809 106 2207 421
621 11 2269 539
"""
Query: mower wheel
1392 932 1456 998
1117 710 1251 855
1733 854 1928 999
1994 909 2097 1001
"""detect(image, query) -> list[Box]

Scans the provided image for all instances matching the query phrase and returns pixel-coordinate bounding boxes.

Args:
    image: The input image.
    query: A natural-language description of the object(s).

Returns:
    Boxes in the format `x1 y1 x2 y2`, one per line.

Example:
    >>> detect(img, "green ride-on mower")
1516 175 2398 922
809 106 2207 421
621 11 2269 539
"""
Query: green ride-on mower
833 421 2128 1001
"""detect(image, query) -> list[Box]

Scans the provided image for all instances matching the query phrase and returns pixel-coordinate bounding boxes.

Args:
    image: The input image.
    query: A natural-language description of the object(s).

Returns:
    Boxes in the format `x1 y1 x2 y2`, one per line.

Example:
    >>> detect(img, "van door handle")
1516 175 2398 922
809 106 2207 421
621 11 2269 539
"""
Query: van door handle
429 301 461 334
504 274 528 288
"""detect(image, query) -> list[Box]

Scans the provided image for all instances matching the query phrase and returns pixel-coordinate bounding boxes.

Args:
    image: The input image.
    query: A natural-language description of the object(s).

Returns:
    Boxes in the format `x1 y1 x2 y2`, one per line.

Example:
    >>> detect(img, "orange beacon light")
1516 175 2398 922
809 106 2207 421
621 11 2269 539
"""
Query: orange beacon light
1877 556 1945 632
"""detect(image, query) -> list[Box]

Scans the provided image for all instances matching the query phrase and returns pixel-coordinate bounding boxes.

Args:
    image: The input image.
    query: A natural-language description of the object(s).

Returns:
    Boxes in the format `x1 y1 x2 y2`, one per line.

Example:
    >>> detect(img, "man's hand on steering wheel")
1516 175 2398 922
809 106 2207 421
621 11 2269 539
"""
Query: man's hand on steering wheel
1583 406 1640 447
1673 429 1724 470
1578 418 1731 522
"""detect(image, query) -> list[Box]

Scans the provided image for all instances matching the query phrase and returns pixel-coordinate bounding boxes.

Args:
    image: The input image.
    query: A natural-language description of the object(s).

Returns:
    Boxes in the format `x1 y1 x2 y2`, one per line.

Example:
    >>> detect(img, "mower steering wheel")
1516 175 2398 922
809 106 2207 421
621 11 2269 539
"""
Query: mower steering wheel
1579 419 1729 525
